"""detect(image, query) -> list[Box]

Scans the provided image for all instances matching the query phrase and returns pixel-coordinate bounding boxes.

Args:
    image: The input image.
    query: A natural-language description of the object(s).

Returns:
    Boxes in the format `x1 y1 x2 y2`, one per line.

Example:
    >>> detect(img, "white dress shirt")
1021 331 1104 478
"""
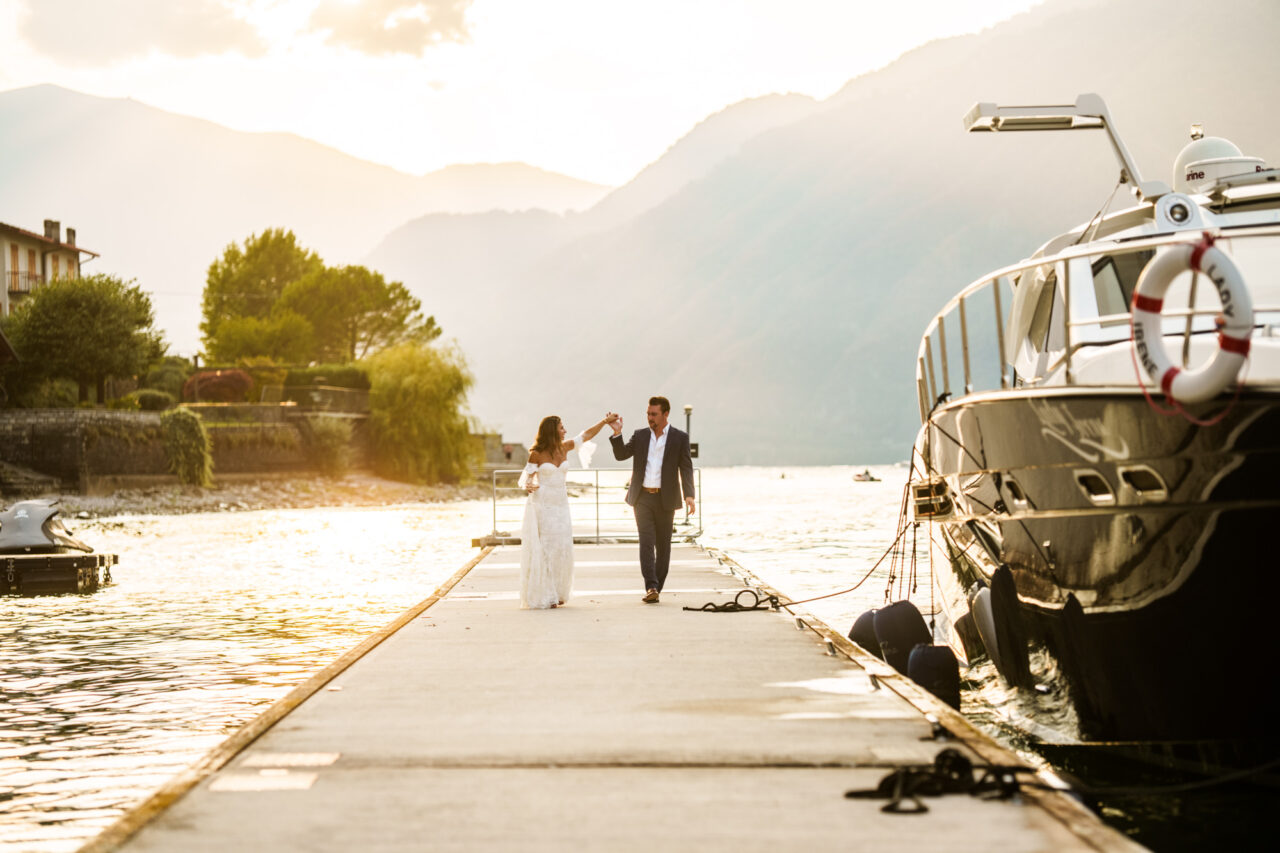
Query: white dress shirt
643 426 668 489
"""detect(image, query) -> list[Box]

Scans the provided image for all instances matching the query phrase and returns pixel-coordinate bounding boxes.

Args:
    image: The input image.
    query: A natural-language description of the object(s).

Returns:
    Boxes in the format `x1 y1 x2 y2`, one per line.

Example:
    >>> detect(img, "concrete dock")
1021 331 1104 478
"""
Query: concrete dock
87 543 1141 852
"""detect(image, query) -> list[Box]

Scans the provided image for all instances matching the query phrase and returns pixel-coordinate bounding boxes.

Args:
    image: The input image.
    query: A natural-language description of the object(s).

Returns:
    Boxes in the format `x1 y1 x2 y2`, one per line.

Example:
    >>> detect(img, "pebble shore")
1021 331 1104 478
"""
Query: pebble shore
44 474 492 519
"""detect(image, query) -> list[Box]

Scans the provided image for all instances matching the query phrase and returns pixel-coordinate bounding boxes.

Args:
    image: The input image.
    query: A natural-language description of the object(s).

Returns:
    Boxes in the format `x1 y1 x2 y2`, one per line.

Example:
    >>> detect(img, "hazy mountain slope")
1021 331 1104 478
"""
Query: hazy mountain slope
363 93 825 395
583 93 819 233
0 84 609 352
364 209 570 351
443 0 1280 463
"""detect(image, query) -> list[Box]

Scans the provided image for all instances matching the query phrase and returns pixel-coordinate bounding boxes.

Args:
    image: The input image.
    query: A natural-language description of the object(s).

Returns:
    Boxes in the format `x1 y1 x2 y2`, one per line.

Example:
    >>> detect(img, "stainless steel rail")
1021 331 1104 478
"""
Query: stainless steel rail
914 224 1280 420
486 467 703 544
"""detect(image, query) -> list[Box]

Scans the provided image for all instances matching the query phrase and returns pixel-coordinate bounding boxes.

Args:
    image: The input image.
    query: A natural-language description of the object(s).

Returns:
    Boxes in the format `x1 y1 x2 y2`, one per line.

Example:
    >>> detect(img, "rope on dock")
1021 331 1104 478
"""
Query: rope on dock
682 588 779 612
847 747 1280 816
845 747 1035 814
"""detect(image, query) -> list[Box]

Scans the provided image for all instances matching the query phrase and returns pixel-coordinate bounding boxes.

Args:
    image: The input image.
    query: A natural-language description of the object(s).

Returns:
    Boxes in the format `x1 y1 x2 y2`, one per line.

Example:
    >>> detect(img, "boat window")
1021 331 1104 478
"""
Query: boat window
1027 271 1057 350
1119 465 1168 501
1091 259 1128 324
1075 470 1116 505
1090 250 1154 318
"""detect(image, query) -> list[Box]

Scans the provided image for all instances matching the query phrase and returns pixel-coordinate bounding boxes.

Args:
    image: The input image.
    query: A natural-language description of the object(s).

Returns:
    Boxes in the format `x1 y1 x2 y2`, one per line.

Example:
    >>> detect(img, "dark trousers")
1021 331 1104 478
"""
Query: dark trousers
634 491 675 592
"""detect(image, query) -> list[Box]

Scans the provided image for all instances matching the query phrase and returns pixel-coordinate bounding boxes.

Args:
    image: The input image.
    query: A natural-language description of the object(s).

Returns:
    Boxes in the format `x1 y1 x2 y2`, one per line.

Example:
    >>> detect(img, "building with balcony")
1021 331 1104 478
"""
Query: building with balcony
1 219 100 316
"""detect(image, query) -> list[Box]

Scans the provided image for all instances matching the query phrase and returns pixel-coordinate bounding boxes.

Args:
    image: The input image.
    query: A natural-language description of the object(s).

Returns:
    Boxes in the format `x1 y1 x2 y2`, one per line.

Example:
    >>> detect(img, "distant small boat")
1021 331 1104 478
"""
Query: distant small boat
852 470 880 482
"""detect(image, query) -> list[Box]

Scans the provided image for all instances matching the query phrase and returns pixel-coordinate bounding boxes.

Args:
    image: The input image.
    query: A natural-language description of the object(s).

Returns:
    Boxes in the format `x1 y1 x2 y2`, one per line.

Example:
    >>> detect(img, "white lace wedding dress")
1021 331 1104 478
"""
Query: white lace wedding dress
519 436 596 609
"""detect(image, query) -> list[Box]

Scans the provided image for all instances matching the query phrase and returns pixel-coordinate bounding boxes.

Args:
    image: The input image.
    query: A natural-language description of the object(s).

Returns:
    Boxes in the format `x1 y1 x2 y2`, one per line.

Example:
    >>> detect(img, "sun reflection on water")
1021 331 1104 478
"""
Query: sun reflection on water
3 466 916 852
0 501 489 852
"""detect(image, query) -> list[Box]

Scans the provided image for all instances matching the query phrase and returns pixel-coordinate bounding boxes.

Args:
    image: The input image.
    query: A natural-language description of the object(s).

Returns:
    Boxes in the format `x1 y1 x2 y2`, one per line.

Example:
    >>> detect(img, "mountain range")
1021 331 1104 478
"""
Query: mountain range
366 0 1280 464
0 84 608 359
3 0 1277 465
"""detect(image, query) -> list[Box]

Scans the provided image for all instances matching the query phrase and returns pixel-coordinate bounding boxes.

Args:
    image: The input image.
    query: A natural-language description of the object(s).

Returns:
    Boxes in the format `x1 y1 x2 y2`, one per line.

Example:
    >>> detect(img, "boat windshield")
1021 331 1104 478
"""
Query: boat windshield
1090 250 1153 327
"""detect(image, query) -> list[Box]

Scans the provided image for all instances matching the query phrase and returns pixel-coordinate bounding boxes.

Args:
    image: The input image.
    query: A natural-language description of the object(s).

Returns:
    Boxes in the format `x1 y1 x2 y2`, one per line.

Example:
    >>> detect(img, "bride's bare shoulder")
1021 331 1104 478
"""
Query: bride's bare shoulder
528 449 545 464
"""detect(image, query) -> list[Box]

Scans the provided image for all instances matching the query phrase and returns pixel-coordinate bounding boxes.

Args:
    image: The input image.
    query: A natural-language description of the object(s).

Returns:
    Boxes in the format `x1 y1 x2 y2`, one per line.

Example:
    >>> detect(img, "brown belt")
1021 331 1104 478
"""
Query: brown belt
642 487 662 493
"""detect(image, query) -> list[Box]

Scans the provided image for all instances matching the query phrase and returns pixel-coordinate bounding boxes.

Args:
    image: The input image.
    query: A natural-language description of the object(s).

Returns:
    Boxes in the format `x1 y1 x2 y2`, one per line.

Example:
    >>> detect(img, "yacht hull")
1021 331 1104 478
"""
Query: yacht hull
917 388 1280 744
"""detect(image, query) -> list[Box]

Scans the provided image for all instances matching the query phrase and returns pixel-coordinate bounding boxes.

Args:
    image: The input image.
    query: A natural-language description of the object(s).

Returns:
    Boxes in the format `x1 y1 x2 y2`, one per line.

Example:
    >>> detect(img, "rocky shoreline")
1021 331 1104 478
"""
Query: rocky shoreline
44 474 492 518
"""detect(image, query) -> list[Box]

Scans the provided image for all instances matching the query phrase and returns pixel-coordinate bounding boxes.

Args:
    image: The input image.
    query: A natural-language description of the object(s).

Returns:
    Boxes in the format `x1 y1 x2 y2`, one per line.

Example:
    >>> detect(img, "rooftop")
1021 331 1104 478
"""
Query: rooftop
0 220 100 259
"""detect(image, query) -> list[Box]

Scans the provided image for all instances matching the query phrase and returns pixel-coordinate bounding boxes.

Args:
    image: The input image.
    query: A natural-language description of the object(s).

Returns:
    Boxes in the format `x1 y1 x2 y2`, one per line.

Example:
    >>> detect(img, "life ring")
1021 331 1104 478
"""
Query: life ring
1131 236 1253 405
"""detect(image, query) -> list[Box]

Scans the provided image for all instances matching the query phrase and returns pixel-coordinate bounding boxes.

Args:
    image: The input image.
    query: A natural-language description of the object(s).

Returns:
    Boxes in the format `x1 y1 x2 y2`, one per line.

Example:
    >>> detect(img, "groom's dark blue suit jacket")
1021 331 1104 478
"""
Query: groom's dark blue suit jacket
611 426 695 510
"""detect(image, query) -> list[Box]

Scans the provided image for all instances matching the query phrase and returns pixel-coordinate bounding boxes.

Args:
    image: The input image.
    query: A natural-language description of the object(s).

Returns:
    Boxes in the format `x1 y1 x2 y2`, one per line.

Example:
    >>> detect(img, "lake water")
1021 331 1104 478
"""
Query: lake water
0 464 1252 850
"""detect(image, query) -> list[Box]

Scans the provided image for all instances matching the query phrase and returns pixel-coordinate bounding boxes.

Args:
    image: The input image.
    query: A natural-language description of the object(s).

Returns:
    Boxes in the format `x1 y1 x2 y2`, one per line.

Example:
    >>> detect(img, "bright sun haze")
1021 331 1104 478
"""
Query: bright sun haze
0 0 1041 186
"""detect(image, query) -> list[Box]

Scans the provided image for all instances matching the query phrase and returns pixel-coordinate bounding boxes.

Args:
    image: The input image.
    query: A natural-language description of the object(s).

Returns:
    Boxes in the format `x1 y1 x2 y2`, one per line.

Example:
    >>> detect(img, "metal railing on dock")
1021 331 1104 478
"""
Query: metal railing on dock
476 467 702 546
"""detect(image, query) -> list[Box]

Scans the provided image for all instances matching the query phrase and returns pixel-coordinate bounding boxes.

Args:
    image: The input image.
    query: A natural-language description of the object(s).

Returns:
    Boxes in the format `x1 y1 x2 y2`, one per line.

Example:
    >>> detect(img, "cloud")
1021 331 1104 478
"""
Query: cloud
307 0 472 56
18 0 266 64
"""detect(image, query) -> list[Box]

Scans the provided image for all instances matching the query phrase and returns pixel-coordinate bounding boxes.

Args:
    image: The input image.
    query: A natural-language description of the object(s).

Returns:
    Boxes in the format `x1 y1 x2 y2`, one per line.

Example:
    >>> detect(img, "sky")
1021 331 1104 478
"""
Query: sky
0 0 1042 186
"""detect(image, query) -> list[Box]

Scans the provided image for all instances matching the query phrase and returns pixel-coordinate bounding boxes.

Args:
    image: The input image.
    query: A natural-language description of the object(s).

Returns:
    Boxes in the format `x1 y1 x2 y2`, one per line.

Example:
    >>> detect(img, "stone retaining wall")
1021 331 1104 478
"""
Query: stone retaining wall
0 409 368 493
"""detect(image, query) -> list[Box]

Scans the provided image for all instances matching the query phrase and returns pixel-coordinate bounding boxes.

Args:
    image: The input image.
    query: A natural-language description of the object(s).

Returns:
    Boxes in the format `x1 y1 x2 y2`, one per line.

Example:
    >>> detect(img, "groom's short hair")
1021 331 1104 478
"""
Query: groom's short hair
649 396 671 413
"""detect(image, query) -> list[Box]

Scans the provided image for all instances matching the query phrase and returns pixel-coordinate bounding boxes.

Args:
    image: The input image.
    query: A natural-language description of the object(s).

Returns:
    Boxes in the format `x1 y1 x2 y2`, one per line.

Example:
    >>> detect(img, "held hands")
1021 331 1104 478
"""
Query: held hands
605 411 623 435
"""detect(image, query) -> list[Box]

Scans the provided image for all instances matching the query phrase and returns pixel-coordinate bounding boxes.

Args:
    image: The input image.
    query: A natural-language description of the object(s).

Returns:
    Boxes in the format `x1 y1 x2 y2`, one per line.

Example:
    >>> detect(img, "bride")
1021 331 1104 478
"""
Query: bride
519 413 614 609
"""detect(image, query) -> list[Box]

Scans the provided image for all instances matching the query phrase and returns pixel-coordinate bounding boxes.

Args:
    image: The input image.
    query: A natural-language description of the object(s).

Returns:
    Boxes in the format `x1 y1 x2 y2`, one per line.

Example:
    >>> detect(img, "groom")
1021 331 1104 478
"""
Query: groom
610 396 696 603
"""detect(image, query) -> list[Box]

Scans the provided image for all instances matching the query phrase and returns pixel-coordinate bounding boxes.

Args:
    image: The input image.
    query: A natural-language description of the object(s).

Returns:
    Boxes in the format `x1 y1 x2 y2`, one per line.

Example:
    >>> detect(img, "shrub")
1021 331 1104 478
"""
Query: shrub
300 415 353 477
364 343 476 484
161 407 213 486
135 388 175 411
238 356 289 401
182 369 254 403
108 389 173 411
143 356 193 398
284 365 371 390
3 377 78 408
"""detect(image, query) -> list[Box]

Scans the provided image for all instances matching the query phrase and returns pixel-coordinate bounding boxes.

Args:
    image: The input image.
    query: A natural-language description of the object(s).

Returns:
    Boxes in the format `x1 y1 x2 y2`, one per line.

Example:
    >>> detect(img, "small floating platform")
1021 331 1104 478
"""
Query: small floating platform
1 499 118 595
88 543 1140 852
1 551 117 595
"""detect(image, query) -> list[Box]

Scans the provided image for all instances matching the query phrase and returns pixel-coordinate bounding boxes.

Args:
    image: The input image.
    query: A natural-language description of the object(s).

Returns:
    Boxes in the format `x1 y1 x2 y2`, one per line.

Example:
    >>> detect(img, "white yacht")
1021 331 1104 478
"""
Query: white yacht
908 94 1279 755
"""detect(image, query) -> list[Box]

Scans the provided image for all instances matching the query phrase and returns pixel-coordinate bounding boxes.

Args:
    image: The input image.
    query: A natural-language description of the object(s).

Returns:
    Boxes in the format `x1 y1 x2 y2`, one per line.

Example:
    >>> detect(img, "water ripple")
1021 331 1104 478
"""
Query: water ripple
0 501 489 851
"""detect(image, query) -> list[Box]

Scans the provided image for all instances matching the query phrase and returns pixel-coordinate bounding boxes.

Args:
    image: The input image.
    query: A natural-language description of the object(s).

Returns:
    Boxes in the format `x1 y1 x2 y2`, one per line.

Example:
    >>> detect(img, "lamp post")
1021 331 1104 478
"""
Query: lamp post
683 404 692 437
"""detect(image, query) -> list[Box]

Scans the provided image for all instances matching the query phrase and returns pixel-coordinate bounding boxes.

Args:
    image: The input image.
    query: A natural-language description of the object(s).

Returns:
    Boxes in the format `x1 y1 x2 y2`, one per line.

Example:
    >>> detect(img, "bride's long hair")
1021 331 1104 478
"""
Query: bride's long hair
531 415 563 458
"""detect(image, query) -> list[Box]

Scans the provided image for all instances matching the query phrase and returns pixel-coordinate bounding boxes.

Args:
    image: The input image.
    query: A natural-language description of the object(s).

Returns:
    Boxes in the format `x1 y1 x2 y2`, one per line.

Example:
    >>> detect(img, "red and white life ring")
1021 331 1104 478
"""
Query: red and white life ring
1130 237 1253 405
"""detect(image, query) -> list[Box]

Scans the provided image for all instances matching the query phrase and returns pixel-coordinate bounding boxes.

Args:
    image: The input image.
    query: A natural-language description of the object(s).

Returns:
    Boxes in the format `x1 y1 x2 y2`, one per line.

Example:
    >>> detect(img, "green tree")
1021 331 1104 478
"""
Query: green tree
205 311 315 364
364 342 475 483
2 274 165 403
200 229 322 347
142 355 195 398
278 265 440 363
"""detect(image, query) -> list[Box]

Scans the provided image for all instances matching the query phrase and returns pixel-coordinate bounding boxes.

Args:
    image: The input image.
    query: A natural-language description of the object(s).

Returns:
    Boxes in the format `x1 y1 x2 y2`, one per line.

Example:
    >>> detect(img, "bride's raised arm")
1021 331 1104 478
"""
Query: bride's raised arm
562 414 614 468
562 415 611 450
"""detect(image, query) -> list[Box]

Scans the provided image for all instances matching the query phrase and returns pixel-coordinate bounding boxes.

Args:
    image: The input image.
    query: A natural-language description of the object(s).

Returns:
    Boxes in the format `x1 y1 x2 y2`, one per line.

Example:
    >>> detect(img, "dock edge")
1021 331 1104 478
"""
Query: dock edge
77 546 495 853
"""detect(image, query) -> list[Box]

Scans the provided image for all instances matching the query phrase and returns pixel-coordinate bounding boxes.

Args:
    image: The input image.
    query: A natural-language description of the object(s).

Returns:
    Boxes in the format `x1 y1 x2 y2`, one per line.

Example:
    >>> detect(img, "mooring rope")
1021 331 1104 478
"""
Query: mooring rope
682 588 780 613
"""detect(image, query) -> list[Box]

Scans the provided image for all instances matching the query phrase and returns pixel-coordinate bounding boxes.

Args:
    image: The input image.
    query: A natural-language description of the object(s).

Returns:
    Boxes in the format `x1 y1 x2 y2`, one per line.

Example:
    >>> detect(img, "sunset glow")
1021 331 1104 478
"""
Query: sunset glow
0 0 1041 185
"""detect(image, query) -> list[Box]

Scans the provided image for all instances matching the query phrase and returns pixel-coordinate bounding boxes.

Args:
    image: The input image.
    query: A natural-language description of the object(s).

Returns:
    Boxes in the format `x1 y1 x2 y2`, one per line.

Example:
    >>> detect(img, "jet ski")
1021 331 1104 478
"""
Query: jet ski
0 499 117 595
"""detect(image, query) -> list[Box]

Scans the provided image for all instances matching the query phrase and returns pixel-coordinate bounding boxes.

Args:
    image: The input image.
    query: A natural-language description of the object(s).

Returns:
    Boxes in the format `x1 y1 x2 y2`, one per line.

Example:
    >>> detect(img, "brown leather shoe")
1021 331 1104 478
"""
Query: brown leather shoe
642 589 659 603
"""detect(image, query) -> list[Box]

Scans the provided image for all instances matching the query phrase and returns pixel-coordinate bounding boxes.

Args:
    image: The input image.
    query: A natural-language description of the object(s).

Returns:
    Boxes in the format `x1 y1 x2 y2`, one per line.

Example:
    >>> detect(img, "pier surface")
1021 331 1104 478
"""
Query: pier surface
98 543 1138 852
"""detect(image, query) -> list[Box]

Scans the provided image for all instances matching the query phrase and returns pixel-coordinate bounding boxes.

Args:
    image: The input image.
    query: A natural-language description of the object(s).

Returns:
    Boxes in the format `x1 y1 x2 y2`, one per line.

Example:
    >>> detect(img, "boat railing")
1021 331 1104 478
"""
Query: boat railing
481 467 703 545
914 223 1280 420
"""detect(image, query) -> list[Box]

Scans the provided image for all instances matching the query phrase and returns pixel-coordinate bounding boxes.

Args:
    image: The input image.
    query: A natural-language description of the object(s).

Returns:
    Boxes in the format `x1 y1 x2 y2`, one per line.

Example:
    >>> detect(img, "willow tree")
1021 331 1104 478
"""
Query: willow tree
364 342 475 483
